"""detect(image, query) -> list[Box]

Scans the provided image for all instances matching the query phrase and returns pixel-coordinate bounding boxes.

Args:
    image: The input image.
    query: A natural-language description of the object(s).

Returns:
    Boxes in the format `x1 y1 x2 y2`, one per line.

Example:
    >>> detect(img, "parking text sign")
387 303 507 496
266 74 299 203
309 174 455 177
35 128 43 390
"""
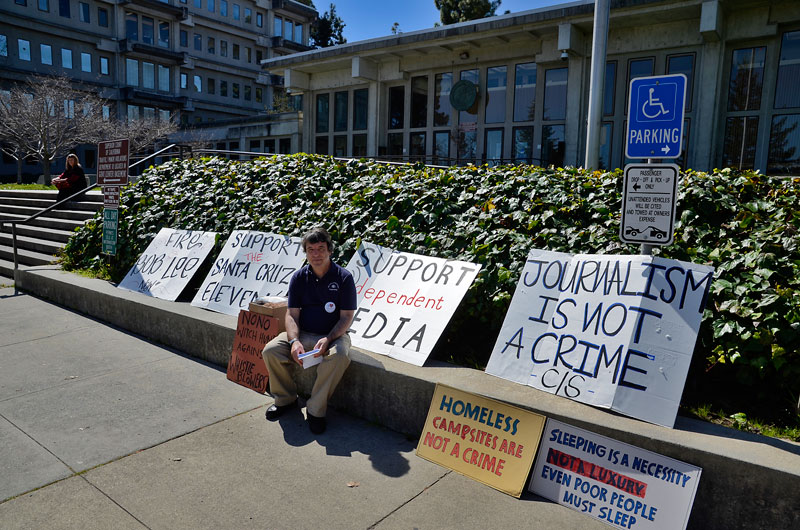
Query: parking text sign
626 74 686 159
620 164 679 246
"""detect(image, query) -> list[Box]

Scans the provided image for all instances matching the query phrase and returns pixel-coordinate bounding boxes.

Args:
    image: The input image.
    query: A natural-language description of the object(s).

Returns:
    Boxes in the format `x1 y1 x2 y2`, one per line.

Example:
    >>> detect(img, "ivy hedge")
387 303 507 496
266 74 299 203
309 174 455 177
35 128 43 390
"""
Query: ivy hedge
61 155 800 422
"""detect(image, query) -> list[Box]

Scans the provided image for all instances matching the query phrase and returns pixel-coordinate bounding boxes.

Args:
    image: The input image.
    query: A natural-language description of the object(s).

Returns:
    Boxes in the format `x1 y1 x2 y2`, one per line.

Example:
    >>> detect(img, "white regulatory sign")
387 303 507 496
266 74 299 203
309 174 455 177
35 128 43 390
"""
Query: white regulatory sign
620 164 679 246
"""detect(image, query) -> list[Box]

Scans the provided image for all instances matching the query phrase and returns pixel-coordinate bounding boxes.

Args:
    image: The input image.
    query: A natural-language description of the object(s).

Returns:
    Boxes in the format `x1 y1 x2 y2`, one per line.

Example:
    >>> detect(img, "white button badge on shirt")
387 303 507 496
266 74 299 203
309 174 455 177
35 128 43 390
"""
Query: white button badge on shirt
325 302 336 313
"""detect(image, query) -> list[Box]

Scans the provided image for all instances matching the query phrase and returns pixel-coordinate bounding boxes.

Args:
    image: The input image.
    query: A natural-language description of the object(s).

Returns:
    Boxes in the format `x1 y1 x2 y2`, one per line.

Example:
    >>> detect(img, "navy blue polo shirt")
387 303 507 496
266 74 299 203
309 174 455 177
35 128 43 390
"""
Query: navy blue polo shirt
287 261 357 335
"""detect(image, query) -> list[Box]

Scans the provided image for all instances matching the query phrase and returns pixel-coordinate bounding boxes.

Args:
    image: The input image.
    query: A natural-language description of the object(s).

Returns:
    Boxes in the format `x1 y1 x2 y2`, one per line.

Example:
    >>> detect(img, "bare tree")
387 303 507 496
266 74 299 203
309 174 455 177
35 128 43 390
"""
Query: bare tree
0 75 108 184
0 90 35 184
104 114 178 157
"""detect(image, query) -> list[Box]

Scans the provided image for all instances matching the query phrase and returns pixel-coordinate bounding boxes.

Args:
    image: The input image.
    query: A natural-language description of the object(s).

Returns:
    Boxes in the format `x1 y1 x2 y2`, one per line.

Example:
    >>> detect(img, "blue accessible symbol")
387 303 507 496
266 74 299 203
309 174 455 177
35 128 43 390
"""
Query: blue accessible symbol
626 74 687 159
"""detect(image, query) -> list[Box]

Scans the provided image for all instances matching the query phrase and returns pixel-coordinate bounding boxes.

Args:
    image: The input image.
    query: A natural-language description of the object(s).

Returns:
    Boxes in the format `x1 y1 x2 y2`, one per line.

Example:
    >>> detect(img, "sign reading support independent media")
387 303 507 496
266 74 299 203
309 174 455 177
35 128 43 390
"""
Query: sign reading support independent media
620 164 679 246
530 419 701 530
191 230 305 316
118 228 217 300
626 74 686 159
345 242 481 367
484 249 714 427
416 384 546 498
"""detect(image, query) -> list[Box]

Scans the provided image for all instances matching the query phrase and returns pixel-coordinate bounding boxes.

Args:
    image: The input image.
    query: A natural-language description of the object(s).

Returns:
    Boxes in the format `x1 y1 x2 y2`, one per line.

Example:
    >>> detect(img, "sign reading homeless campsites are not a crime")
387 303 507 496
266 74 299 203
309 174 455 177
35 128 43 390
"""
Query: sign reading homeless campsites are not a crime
416 384 546 498
530 419 701 530
345 242 481 366
191 230 305 316
485 249 714 427
118 228 217 301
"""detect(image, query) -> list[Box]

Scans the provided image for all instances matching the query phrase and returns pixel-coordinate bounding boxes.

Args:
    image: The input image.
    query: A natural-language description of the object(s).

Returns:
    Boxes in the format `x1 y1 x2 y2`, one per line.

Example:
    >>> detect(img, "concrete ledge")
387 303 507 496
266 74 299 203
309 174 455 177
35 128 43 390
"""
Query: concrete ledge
16 267 800 529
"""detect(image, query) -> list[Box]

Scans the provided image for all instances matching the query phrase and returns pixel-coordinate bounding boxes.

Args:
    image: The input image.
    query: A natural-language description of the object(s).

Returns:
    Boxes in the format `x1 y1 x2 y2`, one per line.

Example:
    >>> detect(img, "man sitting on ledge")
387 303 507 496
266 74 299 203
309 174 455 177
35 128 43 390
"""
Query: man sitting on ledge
261 227 356 435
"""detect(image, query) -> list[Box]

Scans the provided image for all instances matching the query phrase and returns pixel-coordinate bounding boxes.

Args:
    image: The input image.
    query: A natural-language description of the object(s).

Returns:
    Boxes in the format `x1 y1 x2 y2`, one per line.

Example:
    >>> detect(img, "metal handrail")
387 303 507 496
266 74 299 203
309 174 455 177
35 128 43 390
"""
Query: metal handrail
0 144 179 274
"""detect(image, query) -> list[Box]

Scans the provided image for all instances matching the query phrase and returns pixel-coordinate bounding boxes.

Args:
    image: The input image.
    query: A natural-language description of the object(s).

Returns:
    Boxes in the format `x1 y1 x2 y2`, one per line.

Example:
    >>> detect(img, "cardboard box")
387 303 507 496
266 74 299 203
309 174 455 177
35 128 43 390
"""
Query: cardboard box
248 299 288 333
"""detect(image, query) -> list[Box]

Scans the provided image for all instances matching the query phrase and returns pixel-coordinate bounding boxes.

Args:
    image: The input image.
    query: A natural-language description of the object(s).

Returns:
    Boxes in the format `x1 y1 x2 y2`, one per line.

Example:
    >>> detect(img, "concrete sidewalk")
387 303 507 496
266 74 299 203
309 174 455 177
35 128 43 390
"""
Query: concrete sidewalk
0 287 608 530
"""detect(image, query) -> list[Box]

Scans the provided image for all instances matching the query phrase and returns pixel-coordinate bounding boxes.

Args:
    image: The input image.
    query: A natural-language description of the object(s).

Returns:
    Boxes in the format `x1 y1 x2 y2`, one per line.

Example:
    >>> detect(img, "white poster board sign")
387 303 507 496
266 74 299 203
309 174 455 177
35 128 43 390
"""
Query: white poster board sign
345 241 481 366
118 228 217 301
485 249 714 427
191 230 305 316
530 419 702 530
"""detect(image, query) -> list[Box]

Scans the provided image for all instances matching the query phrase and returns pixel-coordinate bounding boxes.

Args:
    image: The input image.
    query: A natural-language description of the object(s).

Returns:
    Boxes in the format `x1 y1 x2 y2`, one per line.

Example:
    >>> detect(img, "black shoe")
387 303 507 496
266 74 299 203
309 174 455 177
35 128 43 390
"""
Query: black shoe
265 401 295 421
307 412 327 434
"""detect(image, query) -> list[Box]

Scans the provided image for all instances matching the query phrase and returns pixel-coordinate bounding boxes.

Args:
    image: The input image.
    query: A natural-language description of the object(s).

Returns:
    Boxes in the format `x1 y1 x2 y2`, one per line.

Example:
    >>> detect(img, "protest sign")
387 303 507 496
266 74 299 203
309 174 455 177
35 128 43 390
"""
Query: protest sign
345 241 481 366
226 309 278 393
416 384 546 498
118 228 217 301
191 231 305 316
485 249 714 427
530 419 701 529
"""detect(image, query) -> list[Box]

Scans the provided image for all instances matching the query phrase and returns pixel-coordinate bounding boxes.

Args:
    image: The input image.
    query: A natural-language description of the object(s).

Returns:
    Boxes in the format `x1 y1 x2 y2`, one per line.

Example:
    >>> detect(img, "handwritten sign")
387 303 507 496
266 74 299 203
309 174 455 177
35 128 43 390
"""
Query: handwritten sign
226 309 278 393
485 249 714 427
345 242 481 366
118 228 217 300
416 384 545 498
191 230 305 316
530 419 701 529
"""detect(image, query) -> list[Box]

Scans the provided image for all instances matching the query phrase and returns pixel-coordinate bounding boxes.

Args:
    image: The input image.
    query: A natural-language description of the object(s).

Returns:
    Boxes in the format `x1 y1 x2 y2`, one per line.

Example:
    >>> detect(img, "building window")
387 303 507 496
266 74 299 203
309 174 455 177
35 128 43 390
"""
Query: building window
143 62 155 89
316 93 329 133
353 134 367 157
255 87 263 103
245 47 251 63
64 99 75 118
244 85 251 101
220 0 227 16
434 73 452 127
194 33 202 51
193 0 201 8
388 86 404 129
159 109 171 122
667 54 694 111
233 3 239 20
244 7 251 23
775 31 800 109
40 44 52 65
98 7 108 28
728 47 765 112
603 61 616 116
599 122 613 170
127 104 139 121
387 132 403 157
180 72 187 89
233 43 239 60
514 62 536 122
410 132 425 159
220 80 227 96
159 22 169 48
334 91 348 132
542 124 565 167
723 117 758 170
18 39 31 61
485 66 507 124
353 88 368 131
295 22 303 44
459 69 479 125
768 114 800 174
102 105 110 120
79 2 89 23
232 82 239 98
0 35 6 57
38 0 49 12
285 19 292 41
208 78 215 94
126 13 138 41
434 131 449 164
256 49 263 63
512 126 533 163
100 56 109 75
208 37 215 54
315 136 328 155
485 128 503 165
411 76 428 128
126 58 138 86
180 30 188 48
193 75 201 92
543 67 567 121
274 16 282 37
333 135 346 156
208 0 214 12
61 48 72 68
142 17 154 45
256 12 263 28
59 0 70 17
220 40 227 57
81 52 91 73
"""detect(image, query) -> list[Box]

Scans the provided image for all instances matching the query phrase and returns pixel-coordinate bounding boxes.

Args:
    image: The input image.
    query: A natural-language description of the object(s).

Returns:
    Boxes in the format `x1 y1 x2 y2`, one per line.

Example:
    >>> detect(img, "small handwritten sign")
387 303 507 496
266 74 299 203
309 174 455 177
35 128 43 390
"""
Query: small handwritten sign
226 309 279 393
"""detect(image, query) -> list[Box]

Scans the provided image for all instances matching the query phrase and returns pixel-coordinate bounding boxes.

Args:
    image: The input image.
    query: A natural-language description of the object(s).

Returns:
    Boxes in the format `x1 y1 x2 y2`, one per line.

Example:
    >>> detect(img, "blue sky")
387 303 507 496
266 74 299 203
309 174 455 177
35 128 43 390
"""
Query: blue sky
324 0 571 43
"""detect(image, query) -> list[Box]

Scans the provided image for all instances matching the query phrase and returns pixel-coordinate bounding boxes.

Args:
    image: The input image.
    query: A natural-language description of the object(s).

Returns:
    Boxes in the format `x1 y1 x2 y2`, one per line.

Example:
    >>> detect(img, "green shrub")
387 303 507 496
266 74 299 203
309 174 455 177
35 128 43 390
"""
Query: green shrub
61 155 800 421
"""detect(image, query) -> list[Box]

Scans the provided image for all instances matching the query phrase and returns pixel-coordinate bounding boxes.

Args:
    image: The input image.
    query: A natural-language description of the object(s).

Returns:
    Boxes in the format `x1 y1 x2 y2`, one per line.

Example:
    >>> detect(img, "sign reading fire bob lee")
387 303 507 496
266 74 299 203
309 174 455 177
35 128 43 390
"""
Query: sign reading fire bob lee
485 249 714 427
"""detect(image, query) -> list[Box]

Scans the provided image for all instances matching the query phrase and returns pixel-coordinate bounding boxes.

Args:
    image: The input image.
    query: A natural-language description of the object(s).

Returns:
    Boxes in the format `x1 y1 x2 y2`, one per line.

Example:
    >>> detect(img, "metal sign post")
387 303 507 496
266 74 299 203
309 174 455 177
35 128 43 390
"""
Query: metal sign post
97 138 129 256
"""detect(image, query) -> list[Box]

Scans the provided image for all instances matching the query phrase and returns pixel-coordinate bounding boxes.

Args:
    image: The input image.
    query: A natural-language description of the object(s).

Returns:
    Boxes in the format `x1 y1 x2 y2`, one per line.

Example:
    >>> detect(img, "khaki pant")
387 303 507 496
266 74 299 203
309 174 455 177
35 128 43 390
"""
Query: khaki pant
261 331 351 417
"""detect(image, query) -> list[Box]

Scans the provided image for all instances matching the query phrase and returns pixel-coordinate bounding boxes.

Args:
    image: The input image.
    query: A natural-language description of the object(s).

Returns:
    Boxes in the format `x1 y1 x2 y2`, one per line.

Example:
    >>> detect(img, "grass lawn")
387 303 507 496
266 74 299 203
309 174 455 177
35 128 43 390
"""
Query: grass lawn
0 183 56 190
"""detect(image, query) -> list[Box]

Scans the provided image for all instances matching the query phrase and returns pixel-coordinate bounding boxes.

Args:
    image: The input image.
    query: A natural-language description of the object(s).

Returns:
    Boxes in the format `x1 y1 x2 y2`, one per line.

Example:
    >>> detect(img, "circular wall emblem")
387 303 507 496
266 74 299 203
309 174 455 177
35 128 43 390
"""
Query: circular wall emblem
325 302 336 313
450 80 477 111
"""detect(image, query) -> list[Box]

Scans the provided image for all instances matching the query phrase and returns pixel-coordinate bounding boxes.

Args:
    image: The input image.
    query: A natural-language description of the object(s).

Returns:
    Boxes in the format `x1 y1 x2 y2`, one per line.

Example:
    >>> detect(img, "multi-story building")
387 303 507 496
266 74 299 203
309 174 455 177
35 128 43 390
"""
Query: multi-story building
261 0 800 175
0 0 316 178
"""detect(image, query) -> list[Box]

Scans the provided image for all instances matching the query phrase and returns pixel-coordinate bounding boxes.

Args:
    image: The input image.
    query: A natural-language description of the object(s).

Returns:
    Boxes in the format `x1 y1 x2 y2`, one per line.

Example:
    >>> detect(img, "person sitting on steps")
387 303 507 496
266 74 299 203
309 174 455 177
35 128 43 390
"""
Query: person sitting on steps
52 153 87 205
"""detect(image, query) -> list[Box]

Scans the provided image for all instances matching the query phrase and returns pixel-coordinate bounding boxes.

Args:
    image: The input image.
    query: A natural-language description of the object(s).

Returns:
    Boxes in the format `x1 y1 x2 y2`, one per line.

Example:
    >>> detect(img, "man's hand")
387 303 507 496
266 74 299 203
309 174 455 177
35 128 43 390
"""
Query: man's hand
290 339 305 366
313 337 330 357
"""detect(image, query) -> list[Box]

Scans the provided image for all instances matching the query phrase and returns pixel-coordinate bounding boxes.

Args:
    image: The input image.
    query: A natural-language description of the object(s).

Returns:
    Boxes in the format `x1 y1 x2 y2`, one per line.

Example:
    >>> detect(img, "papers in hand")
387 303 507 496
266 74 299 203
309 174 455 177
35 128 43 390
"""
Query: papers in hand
298 349 323 369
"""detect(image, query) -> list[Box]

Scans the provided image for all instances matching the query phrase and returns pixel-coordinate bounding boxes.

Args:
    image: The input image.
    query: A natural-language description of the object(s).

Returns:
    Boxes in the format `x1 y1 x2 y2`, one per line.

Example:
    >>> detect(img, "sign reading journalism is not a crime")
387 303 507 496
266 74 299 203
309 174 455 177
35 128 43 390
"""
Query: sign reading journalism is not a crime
626 74 687 159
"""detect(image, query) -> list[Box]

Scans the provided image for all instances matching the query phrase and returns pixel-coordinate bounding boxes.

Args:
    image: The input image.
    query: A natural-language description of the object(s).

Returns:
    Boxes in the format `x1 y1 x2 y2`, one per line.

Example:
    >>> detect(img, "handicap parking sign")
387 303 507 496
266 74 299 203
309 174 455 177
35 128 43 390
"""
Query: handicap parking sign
626 74 687 159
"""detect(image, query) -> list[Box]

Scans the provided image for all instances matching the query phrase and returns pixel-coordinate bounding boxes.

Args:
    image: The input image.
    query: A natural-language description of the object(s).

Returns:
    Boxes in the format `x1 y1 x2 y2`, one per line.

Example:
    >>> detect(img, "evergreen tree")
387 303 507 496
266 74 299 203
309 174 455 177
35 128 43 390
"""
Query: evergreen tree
311 3 347 48
434 0 501 25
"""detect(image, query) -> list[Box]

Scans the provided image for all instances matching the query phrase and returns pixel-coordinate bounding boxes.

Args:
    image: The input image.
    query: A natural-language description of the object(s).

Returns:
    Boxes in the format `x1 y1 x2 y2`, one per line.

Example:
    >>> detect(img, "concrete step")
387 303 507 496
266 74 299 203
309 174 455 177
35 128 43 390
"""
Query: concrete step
0 244 56 267
1 223 76 244
0 231 65 256
0 204 96 222
0 212 87 232
0 196 103 212
0 189 103 203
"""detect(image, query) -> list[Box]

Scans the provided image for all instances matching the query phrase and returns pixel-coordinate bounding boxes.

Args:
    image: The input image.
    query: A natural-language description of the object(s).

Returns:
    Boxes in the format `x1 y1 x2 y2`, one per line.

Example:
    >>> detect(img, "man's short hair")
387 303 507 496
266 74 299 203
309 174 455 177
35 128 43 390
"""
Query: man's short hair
302 227 333 252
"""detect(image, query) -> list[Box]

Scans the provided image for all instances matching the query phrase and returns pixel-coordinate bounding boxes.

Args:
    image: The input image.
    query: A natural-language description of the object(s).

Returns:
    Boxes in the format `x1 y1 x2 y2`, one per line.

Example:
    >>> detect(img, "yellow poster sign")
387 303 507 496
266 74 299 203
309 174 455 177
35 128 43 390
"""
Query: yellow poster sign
416 383 546 497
